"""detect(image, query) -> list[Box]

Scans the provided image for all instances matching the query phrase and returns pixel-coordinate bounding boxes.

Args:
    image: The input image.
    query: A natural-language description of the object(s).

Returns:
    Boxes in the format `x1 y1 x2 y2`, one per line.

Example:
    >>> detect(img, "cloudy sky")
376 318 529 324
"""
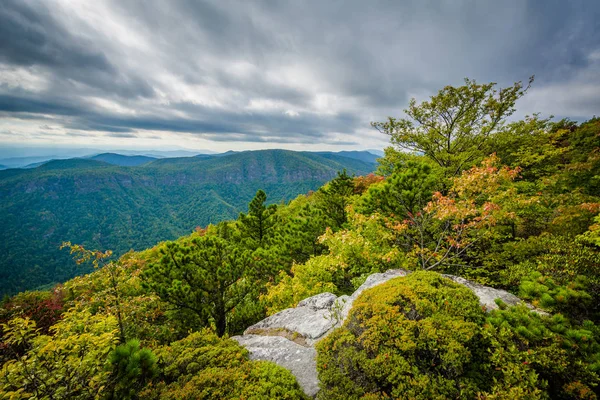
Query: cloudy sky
0 0 599 153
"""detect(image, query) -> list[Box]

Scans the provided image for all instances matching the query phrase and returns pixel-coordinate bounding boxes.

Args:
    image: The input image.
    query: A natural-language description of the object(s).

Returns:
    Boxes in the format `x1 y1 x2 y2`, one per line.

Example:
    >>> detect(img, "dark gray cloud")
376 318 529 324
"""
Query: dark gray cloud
0 0 599 150
0 0 112 69
0 0 154 99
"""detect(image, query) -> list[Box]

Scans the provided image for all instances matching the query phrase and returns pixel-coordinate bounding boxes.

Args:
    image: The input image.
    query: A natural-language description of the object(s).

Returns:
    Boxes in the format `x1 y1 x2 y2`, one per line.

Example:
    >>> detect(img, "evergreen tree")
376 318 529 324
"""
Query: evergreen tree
316 169 355 230
281 204 329 264
107 339 158 400
143 236 256 337
361 159 440 218
238 189 278 249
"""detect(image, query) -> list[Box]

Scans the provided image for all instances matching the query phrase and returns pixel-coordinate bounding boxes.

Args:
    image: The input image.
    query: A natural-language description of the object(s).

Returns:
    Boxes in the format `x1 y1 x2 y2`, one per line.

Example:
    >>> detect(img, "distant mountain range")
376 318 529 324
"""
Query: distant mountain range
0 149 382 169
0 149 378 295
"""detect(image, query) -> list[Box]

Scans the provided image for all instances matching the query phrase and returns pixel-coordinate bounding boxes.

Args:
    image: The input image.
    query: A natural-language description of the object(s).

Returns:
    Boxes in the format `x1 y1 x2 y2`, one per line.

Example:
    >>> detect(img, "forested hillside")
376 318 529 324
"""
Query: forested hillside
1 79 599 399
0 150 375 296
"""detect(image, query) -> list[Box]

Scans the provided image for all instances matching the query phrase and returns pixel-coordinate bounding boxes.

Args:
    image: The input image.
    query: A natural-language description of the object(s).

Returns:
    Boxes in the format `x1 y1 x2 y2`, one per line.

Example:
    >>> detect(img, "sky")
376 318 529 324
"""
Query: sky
0 0 599 154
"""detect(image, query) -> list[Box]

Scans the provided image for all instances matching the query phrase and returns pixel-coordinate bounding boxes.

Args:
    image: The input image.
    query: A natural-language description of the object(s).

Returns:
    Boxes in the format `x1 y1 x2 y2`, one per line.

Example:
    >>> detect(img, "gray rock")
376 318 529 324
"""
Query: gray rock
244 293 337 341
232 334 319 398
444 274 525 311
297 292 338 310
235 269 540 398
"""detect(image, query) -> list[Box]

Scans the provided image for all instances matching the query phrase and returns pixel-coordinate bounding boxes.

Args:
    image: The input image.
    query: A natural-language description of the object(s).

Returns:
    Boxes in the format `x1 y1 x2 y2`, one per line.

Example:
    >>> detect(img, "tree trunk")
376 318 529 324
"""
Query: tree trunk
215 302 227 337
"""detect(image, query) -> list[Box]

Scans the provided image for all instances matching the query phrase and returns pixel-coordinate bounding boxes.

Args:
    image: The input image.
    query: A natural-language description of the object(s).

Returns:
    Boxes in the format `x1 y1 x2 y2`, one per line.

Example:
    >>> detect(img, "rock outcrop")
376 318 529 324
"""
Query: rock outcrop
233 335 319 396
232 269 535 398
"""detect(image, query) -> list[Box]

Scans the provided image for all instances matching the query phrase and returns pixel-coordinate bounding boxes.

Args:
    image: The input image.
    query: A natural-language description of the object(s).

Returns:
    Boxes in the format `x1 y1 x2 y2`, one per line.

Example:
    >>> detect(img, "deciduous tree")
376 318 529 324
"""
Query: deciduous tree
372 77 533 177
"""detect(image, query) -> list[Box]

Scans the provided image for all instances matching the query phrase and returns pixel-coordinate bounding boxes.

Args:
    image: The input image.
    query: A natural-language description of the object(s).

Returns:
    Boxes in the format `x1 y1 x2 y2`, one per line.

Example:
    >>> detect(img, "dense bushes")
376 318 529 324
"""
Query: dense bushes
317 272 600 399
139 329 307 400
316 271 488 399
484 304 600 398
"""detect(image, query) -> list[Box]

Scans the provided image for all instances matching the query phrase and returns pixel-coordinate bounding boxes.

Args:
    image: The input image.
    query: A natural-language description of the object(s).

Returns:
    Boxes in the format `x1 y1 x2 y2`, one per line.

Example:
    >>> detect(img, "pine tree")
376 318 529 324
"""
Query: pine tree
107 339 158 400
238 189 278 249
316 169 355 230
281 204 328 264
361 159 440 218
143 236 256 337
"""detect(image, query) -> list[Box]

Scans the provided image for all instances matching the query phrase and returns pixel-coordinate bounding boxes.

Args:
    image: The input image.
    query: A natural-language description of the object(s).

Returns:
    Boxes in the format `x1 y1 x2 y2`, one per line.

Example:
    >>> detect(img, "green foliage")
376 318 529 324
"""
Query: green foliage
107 339 159 400
140 329 307 400
565 118 600 196
278 201 329 264
378 155 520 272
359 158 441 218
316 271 486 399
238 189 278 249
0 149 375 296
264 211 406 314
491 115 568 181
581 214 600 247
372 77 533 177
483 305 599 398
316 169 355 230
519 272 593 318
488 233 600 319
263 256 341 314
143 235 260 337
0 288 64 337
374 146 429 177
62 250 179 347
318 272 599 399
0 311 119 399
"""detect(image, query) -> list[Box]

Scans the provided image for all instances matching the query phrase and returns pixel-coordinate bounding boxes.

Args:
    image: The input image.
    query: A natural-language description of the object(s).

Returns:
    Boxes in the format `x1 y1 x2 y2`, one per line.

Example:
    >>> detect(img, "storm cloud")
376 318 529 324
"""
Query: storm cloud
0 0 598 151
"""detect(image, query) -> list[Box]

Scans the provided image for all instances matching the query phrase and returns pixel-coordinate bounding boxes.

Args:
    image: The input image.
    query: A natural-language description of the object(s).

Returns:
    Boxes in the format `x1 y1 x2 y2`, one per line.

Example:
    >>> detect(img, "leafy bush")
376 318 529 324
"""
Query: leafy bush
0 288 64 335
151 361 307 400
264 211 405 314
316 271 487 399
0 311 119 399
140 329 307 400
483 305 599 398
317 272 600 399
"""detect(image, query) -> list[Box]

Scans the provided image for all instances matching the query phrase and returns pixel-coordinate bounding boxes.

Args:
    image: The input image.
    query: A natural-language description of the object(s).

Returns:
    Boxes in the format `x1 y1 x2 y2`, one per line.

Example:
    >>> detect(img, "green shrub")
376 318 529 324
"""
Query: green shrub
519 272 594 321
316 271 487 399
158 361 307 400
140 329 307 400
317 271 600 399
107 339 158 400
483 305 599 398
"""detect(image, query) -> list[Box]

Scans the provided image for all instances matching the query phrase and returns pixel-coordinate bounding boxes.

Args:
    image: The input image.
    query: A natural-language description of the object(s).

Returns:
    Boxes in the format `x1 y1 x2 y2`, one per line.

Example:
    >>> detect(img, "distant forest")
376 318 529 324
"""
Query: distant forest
0 150 376 295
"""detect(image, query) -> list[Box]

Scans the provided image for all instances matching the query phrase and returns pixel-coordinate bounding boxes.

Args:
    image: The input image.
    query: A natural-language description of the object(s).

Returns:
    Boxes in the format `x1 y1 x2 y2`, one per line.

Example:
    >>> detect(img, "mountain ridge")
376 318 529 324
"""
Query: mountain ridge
0 149 377 295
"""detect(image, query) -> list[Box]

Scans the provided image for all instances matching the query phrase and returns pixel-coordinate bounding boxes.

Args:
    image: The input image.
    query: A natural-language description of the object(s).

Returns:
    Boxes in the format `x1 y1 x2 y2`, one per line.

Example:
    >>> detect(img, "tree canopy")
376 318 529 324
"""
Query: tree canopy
372 77 533 177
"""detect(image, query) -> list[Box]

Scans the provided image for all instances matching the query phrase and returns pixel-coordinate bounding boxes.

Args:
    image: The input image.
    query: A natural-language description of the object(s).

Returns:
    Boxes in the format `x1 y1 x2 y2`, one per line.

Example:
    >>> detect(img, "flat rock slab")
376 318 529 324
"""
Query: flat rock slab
244 292 337 341
297 292 338 310
232 334 319 398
